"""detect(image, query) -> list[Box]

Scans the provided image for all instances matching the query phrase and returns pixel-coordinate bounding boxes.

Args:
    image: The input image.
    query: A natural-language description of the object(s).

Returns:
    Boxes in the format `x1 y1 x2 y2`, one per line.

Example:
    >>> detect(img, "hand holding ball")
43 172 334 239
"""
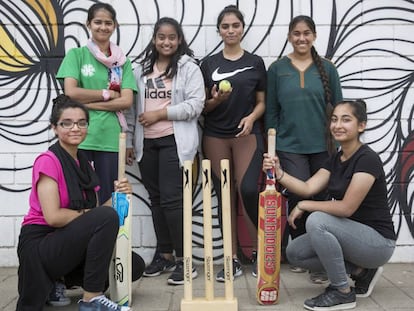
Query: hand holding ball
219 80 232 92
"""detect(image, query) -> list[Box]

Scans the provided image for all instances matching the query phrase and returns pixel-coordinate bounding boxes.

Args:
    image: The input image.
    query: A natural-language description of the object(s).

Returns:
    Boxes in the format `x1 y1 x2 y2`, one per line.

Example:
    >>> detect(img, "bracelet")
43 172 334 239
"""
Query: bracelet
102 89 110 101
276 168 284 181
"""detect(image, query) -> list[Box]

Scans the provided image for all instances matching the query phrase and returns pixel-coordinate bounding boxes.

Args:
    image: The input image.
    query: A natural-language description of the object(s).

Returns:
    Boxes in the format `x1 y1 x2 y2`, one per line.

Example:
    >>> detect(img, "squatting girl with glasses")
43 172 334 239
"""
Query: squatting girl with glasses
17 95 133 311
263 100 396 311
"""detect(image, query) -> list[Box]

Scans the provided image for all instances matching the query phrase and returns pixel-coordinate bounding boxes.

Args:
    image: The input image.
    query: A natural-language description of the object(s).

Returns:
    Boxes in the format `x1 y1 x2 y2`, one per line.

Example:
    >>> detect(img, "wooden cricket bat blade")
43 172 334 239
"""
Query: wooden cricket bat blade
256 128 281 305
109 133 132 306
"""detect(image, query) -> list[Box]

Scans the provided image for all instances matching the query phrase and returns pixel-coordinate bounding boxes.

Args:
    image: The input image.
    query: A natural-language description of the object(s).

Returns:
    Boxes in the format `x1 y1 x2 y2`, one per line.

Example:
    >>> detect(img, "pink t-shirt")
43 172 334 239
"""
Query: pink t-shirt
143 65 174 138
22 151 98 226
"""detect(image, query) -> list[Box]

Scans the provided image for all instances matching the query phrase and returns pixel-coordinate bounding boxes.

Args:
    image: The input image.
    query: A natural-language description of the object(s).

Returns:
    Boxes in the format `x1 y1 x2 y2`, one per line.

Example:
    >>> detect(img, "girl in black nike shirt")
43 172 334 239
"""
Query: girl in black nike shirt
200 5 267 281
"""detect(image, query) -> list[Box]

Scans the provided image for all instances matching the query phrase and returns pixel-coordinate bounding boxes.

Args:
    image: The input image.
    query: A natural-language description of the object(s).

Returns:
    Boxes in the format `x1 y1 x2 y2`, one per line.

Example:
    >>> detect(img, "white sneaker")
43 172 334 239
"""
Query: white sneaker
78 295 131 311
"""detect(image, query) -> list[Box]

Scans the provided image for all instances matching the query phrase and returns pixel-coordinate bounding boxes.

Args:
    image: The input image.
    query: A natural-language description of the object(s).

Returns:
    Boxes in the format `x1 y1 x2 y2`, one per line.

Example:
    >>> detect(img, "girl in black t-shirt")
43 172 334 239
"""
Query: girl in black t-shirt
263 100 396 311
200 5 267 281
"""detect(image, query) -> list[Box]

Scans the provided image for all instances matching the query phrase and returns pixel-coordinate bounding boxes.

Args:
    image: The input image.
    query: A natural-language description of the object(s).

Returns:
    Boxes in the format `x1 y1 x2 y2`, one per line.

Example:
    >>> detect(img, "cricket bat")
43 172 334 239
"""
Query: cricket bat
109 132 132 306
256 128 281 305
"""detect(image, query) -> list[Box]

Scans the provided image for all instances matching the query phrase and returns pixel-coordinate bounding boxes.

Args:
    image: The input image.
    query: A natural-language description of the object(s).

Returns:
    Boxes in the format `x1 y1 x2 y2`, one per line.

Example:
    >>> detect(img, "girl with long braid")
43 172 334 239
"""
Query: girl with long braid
265 15 343 282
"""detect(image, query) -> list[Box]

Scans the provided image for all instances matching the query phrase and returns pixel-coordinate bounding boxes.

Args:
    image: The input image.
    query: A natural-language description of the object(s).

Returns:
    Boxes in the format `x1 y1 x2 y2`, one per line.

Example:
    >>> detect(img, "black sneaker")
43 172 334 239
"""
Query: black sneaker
167 260 198 285
304 286 356 311
216 258 243 282
351 266 383 298
143 252 176 277
46 281 71 307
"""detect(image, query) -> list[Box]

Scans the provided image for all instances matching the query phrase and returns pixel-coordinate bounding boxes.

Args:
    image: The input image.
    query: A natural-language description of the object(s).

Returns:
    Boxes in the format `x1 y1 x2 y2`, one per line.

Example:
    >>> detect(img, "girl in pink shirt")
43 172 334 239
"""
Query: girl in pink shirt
17 94 133 311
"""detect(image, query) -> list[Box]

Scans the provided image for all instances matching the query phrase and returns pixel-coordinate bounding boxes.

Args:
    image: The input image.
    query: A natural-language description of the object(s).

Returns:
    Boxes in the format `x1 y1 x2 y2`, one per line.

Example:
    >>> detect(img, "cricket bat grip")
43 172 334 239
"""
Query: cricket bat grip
265 129 276 184
118 133 127 180
267 128 276 159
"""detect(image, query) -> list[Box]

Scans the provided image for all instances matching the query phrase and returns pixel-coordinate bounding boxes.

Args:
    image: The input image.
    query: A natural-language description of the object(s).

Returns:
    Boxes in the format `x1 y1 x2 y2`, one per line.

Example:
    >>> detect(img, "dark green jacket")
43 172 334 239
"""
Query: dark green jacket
265 56 343 153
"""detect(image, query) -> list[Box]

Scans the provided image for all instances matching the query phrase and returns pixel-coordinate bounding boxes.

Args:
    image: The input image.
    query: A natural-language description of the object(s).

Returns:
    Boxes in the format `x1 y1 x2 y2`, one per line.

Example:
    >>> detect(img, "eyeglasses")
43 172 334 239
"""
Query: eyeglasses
58 119 89 129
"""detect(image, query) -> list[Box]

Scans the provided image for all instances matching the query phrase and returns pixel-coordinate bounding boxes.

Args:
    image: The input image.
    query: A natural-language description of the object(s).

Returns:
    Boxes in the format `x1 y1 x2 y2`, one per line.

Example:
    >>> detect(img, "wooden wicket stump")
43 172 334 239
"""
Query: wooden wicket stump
181 159 238 311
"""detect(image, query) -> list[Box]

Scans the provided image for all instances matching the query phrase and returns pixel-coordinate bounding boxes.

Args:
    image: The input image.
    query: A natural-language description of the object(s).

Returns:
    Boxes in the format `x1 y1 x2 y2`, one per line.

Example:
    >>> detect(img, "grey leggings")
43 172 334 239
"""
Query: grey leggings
286 211 395 289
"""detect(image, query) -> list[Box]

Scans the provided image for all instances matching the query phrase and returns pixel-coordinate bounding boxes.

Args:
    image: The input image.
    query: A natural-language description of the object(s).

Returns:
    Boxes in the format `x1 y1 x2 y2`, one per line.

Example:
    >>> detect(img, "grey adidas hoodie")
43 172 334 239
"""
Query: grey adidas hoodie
125 55 205 166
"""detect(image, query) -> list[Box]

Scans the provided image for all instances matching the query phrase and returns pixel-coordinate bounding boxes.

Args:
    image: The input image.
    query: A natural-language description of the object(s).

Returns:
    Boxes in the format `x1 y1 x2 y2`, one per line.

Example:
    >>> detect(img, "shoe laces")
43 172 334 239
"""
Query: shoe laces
91 295 120 310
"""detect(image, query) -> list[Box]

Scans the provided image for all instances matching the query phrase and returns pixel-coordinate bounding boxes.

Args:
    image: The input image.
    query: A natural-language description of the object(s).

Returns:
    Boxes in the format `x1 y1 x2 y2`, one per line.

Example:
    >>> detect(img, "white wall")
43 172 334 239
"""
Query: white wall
0 0 413 266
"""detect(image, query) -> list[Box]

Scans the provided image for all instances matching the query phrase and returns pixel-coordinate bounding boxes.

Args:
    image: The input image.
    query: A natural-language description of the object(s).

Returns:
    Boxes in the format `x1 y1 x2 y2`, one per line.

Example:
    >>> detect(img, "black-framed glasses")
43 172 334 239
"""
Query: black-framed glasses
58 119 89 129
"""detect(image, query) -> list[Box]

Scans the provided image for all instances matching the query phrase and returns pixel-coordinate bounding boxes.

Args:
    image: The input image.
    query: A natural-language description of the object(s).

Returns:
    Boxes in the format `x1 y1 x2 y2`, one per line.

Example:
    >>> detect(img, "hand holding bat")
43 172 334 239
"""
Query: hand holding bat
114 177 132 194
262 153 284 181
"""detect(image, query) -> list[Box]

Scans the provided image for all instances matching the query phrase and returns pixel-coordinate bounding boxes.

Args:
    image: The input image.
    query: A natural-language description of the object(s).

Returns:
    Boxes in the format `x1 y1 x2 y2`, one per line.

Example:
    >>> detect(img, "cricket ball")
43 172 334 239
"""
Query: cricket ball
219 79 232 92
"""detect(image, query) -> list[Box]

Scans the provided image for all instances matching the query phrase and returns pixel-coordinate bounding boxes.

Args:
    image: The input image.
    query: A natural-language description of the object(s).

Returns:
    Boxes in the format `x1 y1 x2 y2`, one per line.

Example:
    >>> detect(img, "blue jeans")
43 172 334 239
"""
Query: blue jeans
286 211 395 289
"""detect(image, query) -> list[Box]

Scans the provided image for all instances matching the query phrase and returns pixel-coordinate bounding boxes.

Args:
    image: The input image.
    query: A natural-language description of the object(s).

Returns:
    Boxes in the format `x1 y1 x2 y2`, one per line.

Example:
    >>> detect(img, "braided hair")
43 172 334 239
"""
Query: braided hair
289 15 336 153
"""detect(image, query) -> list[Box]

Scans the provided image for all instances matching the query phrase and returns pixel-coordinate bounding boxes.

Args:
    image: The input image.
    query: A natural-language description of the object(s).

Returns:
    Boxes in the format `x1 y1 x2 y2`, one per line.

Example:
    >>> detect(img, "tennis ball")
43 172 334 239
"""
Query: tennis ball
219 79 232 92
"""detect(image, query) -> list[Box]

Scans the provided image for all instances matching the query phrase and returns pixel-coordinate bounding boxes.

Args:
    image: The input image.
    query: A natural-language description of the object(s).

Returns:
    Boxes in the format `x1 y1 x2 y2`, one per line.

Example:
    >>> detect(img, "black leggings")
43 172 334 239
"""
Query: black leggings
277 151 329 239
139 135 184 257
17 206 118 310
83 150 118 205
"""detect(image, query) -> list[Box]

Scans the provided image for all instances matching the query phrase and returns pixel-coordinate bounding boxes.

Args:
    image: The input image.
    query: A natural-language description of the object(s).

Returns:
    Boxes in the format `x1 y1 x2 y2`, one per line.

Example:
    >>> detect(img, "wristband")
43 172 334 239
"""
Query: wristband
102 89 110 101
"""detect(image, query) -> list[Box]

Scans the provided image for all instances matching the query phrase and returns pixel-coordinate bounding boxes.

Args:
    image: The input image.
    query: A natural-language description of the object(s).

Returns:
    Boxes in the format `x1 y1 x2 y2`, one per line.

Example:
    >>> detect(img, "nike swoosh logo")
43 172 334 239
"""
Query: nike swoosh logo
212 66 254 81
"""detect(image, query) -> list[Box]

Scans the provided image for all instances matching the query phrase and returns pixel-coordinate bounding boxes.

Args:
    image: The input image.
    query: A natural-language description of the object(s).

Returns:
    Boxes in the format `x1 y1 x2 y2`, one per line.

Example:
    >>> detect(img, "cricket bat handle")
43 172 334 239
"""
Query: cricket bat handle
118 133 127 179
268 128 276 158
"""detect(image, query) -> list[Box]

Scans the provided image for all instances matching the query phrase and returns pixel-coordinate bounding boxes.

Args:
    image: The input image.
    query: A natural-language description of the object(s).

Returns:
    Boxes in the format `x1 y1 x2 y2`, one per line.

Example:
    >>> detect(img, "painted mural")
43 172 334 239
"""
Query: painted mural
0 0 413 263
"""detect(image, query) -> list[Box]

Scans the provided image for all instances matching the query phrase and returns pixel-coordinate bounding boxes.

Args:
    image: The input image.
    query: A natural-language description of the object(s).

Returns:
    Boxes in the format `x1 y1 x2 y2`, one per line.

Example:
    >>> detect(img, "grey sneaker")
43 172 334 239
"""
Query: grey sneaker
78 295 130 311
46 281 71 307
167 260 198 285
216 258 243 282
351 266 383 298
304 286 356 311
143 252 176 277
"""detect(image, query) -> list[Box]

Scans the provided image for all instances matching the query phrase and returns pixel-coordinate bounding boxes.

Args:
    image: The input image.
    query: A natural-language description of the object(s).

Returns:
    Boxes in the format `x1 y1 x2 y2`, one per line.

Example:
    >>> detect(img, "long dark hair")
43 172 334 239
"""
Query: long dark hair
138 17 194 79
289 15 335 153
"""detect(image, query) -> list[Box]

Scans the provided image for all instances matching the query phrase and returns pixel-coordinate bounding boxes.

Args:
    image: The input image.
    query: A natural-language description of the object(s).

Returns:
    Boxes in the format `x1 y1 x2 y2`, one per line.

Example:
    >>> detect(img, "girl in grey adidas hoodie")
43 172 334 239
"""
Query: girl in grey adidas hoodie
124 17 204 285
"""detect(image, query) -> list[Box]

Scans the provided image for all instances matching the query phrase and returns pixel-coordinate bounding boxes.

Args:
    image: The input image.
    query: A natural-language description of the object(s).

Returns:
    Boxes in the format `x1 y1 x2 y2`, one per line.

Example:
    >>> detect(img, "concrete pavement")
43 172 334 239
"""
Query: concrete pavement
1 263 413 310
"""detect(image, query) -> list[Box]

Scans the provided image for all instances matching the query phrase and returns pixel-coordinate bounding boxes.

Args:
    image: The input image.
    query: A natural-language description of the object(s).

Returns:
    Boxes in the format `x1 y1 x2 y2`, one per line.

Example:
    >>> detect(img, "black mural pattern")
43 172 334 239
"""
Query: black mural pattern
0 1 413 256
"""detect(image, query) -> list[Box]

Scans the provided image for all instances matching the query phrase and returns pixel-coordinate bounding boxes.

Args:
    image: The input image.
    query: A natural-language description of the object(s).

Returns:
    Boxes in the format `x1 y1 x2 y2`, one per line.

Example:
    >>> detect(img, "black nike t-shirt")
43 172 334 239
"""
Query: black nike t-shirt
200 51 266 137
